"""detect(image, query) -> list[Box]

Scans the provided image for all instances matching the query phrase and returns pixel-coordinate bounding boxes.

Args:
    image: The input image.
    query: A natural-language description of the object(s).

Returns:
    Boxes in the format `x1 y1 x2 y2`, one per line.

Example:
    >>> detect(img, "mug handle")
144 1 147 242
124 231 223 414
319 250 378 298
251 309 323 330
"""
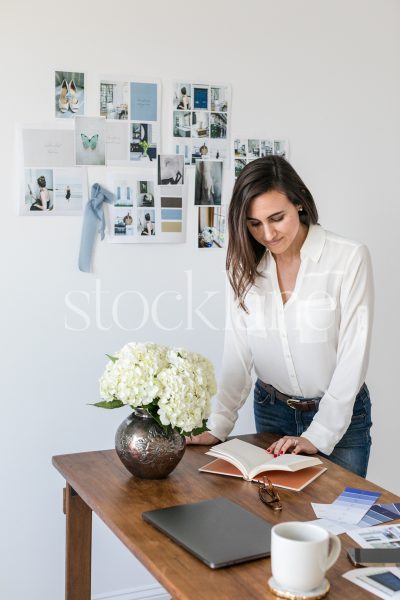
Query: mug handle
326 533 341 570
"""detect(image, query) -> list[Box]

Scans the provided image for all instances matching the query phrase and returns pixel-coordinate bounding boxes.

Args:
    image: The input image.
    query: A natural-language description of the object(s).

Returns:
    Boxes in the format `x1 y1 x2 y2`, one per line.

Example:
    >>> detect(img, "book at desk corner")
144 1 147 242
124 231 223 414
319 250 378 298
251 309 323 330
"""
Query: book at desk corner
199 438 327 492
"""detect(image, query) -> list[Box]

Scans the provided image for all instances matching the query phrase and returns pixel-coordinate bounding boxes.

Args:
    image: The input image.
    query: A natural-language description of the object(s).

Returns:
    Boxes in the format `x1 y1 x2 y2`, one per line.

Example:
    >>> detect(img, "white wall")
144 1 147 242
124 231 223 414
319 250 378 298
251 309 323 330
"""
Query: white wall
1 1 400 598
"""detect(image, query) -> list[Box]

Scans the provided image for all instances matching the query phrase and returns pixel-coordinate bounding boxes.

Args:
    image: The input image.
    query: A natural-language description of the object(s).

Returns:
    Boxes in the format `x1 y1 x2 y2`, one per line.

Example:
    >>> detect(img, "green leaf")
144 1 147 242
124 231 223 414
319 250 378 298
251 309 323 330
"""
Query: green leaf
105 354 118 363
89 399 124 409
144 404 166 429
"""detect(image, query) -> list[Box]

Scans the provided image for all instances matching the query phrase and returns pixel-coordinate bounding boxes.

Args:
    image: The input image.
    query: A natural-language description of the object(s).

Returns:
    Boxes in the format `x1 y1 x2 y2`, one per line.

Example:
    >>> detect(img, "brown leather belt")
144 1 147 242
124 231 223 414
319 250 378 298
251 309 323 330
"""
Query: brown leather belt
257 380 320 412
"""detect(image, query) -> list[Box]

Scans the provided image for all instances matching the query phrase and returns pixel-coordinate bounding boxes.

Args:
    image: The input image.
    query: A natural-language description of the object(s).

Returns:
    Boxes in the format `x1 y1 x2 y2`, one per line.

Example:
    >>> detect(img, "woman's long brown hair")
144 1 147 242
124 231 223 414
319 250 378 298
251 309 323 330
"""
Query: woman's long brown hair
227 156 319 311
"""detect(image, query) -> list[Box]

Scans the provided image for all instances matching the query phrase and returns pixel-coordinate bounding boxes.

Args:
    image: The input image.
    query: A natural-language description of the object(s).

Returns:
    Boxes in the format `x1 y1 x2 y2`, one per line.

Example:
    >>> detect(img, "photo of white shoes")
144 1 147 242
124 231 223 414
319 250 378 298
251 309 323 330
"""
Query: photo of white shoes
59 79 80 113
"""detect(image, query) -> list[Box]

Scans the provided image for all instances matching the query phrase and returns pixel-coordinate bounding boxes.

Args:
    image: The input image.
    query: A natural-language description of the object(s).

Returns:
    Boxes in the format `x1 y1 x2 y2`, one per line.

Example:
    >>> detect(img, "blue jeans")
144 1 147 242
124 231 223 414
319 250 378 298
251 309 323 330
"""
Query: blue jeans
254 381 372 477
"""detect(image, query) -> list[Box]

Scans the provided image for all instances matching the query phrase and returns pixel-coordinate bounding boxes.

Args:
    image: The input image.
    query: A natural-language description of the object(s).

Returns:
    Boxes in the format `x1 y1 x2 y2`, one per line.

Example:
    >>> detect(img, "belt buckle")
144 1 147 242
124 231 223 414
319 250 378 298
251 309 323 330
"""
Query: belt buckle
287 398 300 409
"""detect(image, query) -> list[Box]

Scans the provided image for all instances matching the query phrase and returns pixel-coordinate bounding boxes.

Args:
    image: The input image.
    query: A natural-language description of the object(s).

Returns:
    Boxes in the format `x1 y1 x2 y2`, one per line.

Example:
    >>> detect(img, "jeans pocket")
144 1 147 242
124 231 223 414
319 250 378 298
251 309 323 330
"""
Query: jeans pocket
351 410 366 424
254 383 273 405
350 389 372 427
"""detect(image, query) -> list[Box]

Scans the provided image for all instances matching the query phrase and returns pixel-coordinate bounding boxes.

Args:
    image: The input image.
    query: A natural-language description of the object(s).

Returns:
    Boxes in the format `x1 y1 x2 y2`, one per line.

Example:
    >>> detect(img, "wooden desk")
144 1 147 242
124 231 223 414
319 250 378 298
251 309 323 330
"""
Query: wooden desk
52 433 400 600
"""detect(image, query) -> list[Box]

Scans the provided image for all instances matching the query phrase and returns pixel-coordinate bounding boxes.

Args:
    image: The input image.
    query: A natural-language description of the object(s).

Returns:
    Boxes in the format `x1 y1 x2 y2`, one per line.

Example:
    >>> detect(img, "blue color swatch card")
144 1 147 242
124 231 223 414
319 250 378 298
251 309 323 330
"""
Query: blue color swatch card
357 503 400 528
312 487 381 525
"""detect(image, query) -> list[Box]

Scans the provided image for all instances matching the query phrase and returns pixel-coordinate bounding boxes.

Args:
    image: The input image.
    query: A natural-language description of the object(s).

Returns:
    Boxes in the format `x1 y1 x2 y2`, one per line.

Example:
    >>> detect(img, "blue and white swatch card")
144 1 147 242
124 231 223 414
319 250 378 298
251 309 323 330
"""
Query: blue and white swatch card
312 487 381 525
357 503 400 528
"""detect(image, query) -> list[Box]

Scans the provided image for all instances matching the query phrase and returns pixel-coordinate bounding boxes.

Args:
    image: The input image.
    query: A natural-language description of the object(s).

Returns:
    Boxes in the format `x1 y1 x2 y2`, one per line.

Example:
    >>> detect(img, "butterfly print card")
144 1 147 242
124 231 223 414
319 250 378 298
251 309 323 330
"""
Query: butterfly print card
75 116 106 166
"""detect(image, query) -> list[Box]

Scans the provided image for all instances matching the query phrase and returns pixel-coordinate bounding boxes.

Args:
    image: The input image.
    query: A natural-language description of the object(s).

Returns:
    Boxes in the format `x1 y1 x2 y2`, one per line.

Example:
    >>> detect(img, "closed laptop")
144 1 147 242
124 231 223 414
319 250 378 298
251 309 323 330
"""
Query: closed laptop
142 496 272 568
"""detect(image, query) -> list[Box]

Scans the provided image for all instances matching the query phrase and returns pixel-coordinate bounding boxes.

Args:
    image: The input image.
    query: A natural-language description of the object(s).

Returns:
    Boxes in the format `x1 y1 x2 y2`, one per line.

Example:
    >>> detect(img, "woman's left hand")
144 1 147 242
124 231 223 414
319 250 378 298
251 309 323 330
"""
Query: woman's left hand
267 436 317 457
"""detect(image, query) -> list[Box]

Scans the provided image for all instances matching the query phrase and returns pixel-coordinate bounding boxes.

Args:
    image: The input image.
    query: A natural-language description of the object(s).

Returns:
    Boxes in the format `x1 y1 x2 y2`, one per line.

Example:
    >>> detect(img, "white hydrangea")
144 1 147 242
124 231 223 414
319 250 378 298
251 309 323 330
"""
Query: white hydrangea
99 342 217 433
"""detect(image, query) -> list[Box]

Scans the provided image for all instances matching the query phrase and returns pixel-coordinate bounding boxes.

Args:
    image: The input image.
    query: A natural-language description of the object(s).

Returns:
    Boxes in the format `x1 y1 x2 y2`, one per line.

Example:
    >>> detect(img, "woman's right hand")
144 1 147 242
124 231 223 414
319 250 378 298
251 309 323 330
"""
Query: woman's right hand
185 432 220 445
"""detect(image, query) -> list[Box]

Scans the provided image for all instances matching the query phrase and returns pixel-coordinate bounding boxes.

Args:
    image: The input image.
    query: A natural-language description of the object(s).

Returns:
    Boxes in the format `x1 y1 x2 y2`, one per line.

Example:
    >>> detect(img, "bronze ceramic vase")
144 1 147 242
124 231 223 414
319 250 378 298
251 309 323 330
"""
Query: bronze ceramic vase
115 408 186 479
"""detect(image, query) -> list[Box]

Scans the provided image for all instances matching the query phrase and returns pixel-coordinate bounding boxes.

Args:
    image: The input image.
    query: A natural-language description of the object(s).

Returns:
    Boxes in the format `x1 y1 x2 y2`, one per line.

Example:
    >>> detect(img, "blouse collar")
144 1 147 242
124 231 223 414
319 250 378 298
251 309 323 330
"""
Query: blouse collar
262 223 326 275
300 223 326 263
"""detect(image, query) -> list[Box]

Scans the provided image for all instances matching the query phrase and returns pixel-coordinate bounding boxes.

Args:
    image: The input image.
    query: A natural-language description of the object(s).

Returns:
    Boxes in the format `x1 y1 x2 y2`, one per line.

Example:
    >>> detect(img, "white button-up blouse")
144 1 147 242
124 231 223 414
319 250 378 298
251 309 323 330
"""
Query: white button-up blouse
208 224 374 455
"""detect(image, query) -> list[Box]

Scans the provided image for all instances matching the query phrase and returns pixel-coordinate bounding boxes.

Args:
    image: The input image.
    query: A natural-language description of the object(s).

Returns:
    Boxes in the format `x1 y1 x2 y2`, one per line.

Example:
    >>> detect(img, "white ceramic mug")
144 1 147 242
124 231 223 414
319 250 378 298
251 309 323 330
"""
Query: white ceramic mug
271 522 341 592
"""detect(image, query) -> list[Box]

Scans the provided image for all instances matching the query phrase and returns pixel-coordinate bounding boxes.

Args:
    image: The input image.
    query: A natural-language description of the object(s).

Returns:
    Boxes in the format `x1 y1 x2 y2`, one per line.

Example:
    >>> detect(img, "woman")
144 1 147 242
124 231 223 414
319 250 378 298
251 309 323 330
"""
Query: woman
188 156 373 477
177 86 190 110
30 176 52 211
160 157 182 185
141 213 155 236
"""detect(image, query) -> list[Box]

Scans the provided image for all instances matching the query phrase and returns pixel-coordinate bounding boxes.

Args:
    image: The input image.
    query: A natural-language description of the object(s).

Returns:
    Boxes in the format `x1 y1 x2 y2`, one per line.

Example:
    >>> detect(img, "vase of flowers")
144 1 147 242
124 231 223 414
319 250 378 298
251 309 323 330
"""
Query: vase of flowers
139 140 151 161
94 342 216 479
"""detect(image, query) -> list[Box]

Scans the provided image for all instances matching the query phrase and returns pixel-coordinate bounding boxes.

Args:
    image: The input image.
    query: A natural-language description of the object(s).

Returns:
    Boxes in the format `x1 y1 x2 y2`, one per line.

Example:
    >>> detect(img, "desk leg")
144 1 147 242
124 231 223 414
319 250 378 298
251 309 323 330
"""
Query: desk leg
63 484 92 600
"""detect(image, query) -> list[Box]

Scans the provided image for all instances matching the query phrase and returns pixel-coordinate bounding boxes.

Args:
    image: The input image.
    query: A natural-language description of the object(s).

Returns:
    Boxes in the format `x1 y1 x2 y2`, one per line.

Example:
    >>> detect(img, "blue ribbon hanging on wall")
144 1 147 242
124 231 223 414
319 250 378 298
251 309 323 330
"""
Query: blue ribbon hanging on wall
78 183 114 272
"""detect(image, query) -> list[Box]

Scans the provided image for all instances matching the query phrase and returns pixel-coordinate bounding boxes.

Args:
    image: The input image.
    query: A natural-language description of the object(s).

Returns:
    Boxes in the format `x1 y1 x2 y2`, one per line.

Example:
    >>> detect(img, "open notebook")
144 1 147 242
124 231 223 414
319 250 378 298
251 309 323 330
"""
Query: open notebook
199 439 326 491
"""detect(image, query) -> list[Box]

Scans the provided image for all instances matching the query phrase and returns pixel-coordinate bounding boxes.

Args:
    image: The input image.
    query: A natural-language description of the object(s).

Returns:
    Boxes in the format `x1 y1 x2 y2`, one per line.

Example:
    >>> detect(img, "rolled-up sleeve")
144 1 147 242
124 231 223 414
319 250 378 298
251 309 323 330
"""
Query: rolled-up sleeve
302 244 374 454
208 285 254 441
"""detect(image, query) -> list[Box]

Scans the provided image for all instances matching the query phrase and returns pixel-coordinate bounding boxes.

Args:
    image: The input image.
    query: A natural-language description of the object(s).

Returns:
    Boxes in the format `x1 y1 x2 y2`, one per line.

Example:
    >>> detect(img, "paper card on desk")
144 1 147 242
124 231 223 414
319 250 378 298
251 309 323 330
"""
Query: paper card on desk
307 518 376 536
348 524 400 549
343 566 400 599
311 502 370 525
312 488 381 525
310 502 400 536
307 518 350 535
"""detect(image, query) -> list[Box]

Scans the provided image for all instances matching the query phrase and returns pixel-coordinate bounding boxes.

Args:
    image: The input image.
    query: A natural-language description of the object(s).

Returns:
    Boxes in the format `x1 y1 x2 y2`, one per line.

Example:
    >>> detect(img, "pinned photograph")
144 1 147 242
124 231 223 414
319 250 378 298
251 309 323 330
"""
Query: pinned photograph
192 140 210 163
193 85 209 110
137 181 155 207
24 169 54 212
75 116 105 166
235 159 246 179
261 139 273 157
130 123 157 162
234 139 247 158
194 160 223 205
210 86 228 112
210 113 227 138
55 71 84 118
173 111 191 137
114 181 133 207
192 111 209 138
174 143 191 165
114 209 134 236
100 80 129 119
198 206 226 248
173 83 192 110
248 139 260 159
158 155 184 185
131 82 158 122
138 209 156 236
53 168 84 212
210 140 227 161
274 139 288 157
